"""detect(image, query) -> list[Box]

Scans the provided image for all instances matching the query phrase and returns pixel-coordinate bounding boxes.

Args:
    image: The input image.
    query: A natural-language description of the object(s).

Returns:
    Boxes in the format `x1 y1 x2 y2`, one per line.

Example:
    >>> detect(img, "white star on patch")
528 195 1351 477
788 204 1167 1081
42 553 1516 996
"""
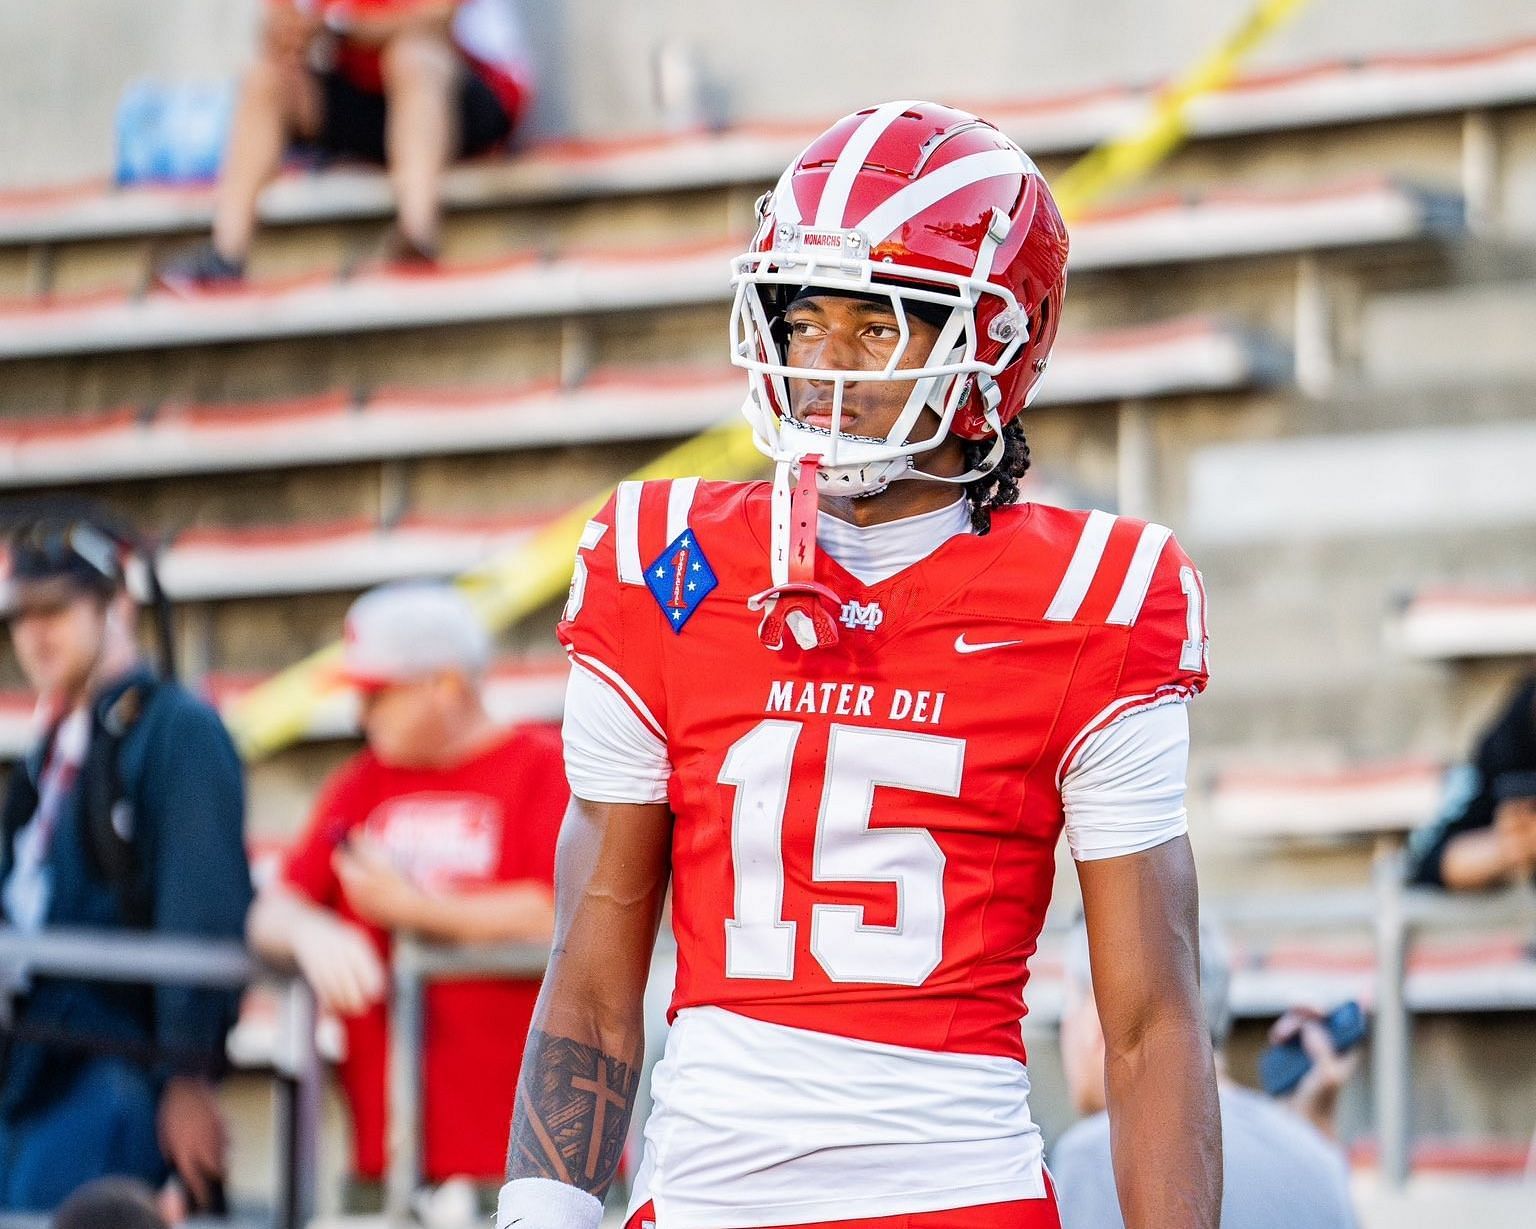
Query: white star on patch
687 581 697 591
691 562 701 572
654 567 666 578
671 611 682 620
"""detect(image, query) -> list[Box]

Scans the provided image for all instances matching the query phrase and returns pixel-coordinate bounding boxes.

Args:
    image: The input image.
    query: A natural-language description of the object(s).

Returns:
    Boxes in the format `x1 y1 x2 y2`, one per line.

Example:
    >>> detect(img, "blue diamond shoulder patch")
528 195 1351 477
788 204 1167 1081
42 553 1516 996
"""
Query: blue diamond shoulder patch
645 529 718 633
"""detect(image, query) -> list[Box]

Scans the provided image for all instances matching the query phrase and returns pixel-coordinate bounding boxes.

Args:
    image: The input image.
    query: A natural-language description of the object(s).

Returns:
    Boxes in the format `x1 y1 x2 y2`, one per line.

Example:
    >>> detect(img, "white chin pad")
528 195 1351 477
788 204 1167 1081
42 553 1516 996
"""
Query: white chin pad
779 420 913 497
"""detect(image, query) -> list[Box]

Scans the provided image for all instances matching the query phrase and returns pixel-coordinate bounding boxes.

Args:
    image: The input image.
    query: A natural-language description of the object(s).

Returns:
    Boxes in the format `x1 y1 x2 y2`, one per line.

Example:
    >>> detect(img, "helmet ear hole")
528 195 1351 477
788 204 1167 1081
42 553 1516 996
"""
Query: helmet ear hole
1031 294 1051 345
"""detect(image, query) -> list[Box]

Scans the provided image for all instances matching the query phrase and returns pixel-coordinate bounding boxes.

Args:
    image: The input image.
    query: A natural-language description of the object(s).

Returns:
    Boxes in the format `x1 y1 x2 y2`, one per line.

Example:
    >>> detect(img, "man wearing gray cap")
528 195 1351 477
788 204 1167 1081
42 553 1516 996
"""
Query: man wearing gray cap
247 581 567 1207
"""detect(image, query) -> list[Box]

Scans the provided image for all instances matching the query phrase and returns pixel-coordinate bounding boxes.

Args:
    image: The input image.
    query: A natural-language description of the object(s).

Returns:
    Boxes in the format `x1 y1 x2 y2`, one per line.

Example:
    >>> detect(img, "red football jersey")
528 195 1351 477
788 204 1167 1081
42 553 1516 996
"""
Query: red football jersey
559 479 1208 1063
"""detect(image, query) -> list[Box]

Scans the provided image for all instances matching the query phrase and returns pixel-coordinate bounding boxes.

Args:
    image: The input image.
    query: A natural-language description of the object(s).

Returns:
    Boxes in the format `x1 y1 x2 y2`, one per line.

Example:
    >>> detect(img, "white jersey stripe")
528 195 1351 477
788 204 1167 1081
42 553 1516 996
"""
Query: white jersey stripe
666 476 701 546
578 519 608 552
855 149 1032 246
814 100 920 230
770 158 803 228
614 480 645 585
1055 686 1196 788
1044 509 1116 622
1106 522 1173 626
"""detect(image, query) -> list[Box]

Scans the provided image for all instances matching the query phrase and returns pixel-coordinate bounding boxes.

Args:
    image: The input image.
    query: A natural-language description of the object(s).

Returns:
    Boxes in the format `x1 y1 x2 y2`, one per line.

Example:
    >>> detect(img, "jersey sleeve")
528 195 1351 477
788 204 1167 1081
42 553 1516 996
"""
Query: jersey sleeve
556 488 672 802
281 756 371 906
1056 534 1206 859
1116 529 1210 705
1058 528 1209 783
1062 701 1191 861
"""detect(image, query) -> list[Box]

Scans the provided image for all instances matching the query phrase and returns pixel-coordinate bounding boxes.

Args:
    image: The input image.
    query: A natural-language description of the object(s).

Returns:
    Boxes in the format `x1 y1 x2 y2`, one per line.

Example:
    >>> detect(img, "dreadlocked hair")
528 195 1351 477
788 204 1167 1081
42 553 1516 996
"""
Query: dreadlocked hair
961 419 1030 535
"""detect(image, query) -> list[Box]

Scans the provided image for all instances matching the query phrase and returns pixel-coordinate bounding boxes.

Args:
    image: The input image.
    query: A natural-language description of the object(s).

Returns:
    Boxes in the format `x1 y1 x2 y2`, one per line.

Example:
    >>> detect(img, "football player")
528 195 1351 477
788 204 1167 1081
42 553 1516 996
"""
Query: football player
496 101 1220 1229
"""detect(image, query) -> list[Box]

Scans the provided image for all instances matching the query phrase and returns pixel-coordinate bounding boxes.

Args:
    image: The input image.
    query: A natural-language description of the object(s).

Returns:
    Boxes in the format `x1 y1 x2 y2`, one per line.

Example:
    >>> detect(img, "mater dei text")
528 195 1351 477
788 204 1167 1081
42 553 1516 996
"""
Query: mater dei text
765 680 949 726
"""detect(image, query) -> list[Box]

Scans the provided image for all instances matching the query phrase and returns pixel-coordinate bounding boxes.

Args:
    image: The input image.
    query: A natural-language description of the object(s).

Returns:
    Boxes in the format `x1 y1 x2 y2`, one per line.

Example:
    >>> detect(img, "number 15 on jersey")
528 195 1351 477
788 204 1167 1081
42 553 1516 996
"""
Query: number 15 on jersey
719 720 966 988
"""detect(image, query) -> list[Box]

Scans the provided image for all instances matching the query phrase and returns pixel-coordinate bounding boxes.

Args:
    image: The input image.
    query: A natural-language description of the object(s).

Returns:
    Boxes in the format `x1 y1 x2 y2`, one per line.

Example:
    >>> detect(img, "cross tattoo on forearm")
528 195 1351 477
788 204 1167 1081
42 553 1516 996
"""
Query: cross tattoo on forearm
506 1028 641 1195
571 1059 630 1178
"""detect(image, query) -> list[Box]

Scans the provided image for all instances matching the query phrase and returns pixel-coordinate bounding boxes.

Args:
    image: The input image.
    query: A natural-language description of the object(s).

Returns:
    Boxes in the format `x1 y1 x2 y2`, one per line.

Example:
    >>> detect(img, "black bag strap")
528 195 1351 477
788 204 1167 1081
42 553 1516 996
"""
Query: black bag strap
81 679 160 930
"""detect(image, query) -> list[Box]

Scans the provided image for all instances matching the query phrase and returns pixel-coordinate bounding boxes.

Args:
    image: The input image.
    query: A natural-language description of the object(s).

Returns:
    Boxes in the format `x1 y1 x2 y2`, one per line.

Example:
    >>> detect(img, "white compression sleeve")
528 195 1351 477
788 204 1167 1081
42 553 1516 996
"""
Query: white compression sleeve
1062 701 1192 861
561 661 671 805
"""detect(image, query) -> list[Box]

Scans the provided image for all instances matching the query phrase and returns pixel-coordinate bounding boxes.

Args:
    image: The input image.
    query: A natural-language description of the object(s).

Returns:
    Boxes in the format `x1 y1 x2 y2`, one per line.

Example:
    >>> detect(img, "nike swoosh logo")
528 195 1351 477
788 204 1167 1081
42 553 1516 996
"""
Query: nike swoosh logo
954 633 1025 654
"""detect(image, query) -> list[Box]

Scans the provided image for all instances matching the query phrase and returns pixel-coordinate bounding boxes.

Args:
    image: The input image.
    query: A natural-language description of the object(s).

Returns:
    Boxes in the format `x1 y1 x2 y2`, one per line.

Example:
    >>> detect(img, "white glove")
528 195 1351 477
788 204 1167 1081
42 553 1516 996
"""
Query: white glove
495 1179 603 1229
290 910 386 1017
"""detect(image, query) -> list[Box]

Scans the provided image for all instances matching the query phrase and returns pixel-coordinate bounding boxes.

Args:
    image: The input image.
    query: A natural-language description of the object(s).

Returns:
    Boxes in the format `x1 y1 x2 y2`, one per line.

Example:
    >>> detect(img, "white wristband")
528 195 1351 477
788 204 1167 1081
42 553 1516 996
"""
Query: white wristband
495 1178 604 1229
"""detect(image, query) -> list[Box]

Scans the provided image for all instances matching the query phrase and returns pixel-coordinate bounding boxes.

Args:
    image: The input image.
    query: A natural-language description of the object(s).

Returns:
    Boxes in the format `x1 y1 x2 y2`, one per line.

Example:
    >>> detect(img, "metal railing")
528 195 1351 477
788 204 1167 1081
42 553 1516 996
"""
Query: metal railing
0 926 320 1229
376 872 1536 1213
1218 842 1536 1189
9 874 1529 1222
383 937 549 1225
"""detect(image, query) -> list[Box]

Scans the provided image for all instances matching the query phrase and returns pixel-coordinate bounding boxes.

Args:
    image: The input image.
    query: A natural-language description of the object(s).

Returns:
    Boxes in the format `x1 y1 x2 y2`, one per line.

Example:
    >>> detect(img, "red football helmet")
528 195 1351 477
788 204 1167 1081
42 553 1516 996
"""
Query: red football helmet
730 100 1069 498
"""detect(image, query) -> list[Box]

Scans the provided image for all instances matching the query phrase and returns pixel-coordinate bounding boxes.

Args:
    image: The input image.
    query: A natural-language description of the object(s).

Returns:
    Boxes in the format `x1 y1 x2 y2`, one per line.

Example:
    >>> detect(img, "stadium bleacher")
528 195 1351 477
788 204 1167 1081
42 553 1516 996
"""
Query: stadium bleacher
0 178 1456 362
0 319 1283 487
1390 588 1536 660
5 25 1536 1221
0 35 1529 252
1210 760 1447 840
1 27 1530 889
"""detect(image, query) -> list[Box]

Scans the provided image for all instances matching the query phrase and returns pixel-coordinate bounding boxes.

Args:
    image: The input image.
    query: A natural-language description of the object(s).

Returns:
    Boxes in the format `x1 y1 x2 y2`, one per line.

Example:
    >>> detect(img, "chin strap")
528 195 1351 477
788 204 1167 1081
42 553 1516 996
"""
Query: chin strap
747 455 843 651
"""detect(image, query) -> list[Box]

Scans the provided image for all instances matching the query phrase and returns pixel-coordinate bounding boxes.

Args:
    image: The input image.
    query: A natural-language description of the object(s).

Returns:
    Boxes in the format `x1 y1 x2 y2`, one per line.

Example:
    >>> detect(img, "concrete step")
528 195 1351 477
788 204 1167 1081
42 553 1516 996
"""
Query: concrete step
1281 376 1536 436
1188 524 1536 754
0 318 1284 488
1362 277 1536 385
1185 418 1536 545
1188 667 1461 768
1354 1175 1536 1229
2 34 1526 258
1390 587 1536 661
0 179 1459 363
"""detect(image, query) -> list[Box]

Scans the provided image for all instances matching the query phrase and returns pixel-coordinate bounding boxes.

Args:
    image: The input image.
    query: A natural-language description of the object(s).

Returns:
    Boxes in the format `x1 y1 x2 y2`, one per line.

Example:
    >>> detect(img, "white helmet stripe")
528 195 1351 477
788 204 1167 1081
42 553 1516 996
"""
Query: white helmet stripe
813 99 921 230
854 148 1034 247
771 158 803 227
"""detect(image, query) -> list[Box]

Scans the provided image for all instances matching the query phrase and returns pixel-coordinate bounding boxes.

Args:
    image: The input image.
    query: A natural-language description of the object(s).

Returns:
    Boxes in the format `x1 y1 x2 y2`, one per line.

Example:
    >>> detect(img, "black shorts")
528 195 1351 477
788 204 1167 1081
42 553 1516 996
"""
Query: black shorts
305 66 512 164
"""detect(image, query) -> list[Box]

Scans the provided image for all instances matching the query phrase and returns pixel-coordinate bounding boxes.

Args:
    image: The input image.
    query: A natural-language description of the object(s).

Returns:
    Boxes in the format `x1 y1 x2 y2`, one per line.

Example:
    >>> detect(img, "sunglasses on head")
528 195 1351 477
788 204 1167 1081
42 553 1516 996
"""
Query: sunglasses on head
9 520 125 587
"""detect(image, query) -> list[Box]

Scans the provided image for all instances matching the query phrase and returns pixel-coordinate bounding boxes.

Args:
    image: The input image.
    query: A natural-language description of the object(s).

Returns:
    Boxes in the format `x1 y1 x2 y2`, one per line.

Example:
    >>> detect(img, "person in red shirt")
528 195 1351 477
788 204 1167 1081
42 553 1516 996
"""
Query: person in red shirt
246 581 565 1205
158 0 533 291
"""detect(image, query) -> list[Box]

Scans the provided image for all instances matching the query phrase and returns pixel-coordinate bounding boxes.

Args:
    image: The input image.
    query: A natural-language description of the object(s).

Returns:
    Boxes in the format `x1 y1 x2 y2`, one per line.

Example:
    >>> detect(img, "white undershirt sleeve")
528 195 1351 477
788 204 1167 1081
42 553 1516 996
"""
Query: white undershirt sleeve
561 661 672 805
1061 701 1191 862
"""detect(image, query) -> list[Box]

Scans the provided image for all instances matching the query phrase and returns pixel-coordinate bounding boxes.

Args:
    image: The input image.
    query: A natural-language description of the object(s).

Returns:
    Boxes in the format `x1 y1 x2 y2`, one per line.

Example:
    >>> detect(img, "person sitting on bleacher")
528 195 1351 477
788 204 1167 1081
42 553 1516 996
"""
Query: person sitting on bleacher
246 581 565 1214
1408 674 1536 891
157 0 533 292
0 517 250 1215
1051 917 1358 1229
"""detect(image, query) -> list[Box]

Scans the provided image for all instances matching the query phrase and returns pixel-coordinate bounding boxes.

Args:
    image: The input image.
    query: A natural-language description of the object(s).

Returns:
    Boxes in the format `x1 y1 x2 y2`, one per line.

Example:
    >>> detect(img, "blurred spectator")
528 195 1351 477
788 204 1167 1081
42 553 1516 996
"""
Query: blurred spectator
52 1177 167 1229
158 0 533 291
246 582 564 1210
1051 918 1357 1229
1408 674 1536 890
0 517 250 1213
